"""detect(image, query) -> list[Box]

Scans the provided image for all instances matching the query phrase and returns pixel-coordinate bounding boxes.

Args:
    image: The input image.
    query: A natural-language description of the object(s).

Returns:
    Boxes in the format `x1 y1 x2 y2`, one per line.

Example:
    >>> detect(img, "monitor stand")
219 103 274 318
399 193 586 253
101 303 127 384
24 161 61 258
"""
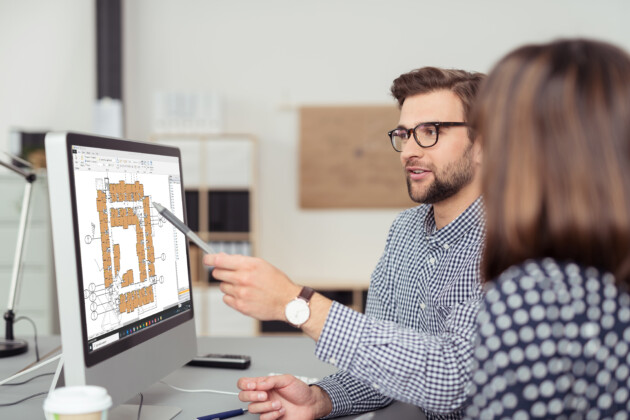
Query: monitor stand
51 357 182 420
110 404 181 420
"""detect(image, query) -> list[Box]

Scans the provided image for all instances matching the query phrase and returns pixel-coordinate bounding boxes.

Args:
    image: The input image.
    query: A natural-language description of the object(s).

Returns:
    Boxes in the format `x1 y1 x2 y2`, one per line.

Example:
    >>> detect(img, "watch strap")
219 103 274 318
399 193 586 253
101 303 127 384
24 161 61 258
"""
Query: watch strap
298 286 315 303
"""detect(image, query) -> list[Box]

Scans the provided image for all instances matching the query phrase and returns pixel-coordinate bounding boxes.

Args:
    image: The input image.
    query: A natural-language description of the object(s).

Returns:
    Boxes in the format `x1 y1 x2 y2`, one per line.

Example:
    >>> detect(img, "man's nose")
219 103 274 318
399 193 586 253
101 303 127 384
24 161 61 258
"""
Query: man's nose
400 138 425 164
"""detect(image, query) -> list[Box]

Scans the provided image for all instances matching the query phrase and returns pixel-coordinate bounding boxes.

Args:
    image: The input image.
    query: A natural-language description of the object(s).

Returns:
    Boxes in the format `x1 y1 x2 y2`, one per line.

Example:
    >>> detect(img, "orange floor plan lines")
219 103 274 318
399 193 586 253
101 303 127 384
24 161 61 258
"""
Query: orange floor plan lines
113 244 120 277
76 154 189 341
97 190 114 288
119 285 155 314
121 269 134 287
143 197 156 279
95 178 158 315
109 180 144 204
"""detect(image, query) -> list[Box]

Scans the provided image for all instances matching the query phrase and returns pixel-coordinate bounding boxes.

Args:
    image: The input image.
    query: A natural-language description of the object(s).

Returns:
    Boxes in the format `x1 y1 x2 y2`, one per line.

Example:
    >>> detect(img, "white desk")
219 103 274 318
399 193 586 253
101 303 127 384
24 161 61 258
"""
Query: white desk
0 336 425 419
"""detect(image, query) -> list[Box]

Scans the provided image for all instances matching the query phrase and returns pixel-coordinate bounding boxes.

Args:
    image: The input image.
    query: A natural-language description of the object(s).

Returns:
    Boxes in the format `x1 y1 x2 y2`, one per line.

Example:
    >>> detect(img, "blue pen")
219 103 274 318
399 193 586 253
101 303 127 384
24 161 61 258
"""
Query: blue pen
197 408 248 420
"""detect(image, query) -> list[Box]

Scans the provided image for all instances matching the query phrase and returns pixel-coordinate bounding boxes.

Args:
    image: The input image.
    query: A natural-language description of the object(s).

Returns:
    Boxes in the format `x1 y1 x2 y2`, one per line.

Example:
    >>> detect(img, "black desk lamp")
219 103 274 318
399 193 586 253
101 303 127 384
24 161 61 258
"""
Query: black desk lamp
0 154 36 357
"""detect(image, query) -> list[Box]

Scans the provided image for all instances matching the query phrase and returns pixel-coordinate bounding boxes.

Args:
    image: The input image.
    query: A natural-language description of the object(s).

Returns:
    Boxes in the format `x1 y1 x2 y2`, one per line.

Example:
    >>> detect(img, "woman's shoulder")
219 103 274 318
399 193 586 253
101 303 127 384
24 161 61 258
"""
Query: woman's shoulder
483 258 620 313
482 258 628 323
490 258 611 291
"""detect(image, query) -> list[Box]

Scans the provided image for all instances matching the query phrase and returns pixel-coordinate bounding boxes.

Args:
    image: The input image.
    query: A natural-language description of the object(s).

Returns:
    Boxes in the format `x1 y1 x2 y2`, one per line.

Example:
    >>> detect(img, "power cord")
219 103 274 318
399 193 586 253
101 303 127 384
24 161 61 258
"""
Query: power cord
0 391 48 407
0 370 55 408
0 354 62 387
159 381 239 396
0 355 59 408
14 315 39 361
1 372 54 386
0 374 237 410
137 392 144 420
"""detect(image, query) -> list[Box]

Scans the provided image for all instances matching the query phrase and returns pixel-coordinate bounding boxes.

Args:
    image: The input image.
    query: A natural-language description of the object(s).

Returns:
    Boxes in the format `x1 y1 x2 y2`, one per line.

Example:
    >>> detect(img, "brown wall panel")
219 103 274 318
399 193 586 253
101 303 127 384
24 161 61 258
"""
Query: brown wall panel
300 106 413 208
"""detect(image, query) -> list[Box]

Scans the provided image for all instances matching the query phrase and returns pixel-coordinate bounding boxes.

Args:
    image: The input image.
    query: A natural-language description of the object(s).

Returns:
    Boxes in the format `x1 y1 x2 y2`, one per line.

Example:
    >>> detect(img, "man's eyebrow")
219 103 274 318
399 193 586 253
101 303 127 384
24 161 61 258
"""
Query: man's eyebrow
396 119 445 130
396 121 426 129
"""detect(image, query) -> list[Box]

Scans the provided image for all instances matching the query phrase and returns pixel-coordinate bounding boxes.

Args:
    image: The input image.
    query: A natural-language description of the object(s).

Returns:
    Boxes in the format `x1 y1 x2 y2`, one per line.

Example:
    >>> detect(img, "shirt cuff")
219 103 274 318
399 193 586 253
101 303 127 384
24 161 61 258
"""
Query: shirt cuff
313 376 354 418
316 301 366 370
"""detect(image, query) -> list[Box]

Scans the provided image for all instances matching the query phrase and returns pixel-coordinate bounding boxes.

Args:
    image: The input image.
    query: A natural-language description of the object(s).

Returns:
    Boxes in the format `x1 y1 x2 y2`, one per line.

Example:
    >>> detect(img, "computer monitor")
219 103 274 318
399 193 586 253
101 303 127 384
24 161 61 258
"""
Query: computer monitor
45 132 197 414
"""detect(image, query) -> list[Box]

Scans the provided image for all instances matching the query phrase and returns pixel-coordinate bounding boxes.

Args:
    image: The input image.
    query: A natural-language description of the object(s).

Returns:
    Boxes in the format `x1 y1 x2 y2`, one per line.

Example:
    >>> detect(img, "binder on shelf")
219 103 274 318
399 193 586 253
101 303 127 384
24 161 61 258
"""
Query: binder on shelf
184 190 199 232
208 190 250 232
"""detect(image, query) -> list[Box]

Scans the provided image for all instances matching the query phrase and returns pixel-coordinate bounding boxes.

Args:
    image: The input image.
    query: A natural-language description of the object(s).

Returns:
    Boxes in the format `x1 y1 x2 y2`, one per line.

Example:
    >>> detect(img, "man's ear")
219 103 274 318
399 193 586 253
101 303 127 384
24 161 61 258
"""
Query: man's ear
473 139 482 166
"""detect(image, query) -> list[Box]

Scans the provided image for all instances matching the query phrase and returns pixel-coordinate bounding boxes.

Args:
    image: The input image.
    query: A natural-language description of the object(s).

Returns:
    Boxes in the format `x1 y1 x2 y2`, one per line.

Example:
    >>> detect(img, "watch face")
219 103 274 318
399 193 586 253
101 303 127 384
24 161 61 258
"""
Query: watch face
285 298 310 326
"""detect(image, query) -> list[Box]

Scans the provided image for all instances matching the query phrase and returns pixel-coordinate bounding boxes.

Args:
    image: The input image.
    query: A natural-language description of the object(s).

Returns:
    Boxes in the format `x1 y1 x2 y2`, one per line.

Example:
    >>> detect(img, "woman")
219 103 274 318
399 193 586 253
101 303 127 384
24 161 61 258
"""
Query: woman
467 39 630 419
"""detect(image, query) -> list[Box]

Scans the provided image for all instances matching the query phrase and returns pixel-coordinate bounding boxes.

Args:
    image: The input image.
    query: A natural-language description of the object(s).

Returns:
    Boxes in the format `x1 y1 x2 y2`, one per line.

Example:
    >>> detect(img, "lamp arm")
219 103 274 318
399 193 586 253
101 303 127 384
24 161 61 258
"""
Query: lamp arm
4 172 35 341
0 159 34 181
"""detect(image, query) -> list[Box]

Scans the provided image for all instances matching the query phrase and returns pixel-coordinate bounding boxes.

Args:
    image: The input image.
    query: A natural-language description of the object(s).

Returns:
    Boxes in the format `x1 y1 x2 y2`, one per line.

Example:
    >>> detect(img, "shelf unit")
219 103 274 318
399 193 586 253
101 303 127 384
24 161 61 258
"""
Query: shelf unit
150 133 370 336
150 133 258 336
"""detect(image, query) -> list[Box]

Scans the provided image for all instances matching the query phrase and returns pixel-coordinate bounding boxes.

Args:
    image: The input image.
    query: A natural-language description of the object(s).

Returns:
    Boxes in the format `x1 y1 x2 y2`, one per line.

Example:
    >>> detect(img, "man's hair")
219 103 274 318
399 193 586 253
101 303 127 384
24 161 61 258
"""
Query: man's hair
472 38 630 285
390 67 485 140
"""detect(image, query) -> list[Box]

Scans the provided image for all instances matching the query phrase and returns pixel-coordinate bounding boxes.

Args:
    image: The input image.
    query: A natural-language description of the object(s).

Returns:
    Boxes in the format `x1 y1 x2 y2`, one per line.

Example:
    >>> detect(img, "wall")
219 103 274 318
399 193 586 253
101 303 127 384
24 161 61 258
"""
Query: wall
0 0 95 154
0 0 94 333
1 0 629 289
122 0 630 286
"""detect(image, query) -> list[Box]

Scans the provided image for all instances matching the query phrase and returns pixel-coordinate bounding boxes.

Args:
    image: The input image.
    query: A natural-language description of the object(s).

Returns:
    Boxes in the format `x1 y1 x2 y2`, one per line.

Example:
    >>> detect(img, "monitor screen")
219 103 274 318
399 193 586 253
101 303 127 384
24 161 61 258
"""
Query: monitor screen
70 144 192 363
46 132 197 406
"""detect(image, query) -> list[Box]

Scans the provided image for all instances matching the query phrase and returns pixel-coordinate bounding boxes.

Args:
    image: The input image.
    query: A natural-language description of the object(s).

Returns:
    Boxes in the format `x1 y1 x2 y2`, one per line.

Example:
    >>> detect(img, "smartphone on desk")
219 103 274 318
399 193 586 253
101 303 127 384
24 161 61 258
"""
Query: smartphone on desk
187 353 251 369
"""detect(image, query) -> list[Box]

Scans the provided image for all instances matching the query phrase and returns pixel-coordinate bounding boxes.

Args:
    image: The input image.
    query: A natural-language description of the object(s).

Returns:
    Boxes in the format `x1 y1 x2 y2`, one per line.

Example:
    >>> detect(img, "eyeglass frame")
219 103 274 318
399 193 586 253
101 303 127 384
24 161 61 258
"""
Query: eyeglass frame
388 122 468 151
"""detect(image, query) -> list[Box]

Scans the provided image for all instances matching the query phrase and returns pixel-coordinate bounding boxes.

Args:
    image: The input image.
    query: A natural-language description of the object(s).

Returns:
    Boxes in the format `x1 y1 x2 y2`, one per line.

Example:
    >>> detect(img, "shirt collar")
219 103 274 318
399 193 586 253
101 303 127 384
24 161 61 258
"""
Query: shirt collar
422 196 484 248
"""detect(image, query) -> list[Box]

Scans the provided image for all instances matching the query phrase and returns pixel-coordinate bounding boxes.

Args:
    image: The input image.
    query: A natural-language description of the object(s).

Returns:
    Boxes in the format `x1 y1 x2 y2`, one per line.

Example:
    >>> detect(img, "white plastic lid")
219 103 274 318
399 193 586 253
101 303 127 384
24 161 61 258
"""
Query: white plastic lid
43 386 113 414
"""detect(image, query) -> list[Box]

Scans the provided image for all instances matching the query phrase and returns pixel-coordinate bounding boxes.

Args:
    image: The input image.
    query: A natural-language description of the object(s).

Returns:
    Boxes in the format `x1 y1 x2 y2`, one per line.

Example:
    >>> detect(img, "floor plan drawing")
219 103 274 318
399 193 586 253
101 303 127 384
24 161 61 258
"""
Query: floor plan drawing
75 169 187 340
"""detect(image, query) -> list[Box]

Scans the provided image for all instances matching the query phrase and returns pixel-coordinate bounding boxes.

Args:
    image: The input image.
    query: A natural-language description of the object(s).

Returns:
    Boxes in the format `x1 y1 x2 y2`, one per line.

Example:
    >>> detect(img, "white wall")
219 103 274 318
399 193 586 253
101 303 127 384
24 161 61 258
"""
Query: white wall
123 0 630 286
0 0 95 154
2 0 629 288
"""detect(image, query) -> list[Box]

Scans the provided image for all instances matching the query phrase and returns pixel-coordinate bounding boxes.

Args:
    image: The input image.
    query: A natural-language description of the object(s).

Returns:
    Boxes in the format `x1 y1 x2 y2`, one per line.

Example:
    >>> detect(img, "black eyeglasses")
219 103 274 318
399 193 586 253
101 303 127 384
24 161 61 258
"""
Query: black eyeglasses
388 122 467 152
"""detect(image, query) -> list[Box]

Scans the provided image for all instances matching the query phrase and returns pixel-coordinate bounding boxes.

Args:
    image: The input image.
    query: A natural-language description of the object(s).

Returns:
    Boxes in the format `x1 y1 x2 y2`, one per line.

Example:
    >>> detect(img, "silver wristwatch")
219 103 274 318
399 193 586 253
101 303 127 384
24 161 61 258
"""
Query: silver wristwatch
284 287 315 328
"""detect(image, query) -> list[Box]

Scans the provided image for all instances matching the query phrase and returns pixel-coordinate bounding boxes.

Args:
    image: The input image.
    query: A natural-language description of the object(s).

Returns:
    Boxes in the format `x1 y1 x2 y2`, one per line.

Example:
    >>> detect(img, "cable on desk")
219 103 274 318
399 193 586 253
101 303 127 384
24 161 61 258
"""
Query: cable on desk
159 381 239 396
14 316 39 361
0 354 62 387
0 391 47 407
0 372 54 386
137 392 144 420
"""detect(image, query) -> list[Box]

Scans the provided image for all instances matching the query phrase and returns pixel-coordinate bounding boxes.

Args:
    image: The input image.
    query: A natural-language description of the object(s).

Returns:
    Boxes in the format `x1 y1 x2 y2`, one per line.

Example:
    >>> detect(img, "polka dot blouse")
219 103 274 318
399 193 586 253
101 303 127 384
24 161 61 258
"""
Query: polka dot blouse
466 258 630 419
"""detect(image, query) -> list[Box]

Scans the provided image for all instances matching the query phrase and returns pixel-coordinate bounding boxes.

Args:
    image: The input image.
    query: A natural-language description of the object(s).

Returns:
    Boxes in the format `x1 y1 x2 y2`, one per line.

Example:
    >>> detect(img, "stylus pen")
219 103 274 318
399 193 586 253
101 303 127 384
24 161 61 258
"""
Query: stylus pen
197 407 248 420
153 201 216 254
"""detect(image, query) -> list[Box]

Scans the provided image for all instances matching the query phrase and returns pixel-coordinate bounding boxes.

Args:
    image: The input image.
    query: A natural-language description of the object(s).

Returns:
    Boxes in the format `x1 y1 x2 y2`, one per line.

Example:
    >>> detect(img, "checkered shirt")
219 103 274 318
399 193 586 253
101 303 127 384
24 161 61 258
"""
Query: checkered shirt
314 197 485 419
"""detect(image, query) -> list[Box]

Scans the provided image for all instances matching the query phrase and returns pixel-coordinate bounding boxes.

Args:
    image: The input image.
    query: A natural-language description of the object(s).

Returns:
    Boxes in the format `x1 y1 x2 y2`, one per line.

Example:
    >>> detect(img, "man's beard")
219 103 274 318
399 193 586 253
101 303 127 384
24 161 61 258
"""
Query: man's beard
406 143 475 204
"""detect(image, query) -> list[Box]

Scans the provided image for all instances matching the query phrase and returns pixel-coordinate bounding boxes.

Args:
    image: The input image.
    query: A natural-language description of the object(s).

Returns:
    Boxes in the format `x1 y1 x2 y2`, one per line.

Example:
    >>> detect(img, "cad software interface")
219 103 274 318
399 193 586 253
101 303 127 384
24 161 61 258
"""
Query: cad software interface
71 145 192 353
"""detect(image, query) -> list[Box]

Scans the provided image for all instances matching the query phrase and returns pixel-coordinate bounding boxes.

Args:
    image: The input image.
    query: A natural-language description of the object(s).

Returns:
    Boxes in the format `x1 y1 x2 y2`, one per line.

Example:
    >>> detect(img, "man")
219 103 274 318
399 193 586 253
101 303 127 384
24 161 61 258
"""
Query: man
203 67 485 419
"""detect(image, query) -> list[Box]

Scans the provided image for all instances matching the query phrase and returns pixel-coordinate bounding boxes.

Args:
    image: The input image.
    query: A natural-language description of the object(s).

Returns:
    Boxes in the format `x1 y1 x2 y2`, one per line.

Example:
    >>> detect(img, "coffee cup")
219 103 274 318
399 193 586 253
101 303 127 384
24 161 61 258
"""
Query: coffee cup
43 385 112 420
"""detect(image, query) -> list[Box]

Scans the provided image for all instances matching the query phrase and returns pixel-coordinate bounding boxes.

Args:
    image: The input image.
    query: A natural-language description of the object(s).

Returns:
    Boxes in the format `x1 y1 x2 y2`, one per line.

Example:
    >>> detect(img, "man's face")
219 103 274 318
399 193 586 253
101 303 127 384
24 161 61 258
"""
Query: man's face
398 90 478 204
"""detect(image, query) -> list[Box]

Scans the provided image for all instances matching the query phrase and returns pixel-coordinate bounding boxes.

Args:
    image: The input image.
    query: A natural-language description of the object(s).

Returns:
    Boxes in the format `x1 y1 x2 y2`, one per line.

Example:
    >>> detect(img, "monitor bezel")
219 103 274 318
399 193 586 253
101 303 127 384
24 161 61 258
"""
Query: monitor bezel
64 132 195 367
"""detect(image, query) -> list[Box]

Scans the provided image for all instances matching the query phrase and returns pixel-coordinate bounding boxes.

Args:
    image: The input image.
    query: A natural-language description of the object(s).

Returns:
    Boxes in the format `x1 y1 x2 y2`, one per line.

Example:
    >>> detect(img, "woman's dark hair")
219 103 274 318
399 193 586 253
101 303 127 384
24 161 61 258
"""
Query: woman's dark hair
473 39 630 285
